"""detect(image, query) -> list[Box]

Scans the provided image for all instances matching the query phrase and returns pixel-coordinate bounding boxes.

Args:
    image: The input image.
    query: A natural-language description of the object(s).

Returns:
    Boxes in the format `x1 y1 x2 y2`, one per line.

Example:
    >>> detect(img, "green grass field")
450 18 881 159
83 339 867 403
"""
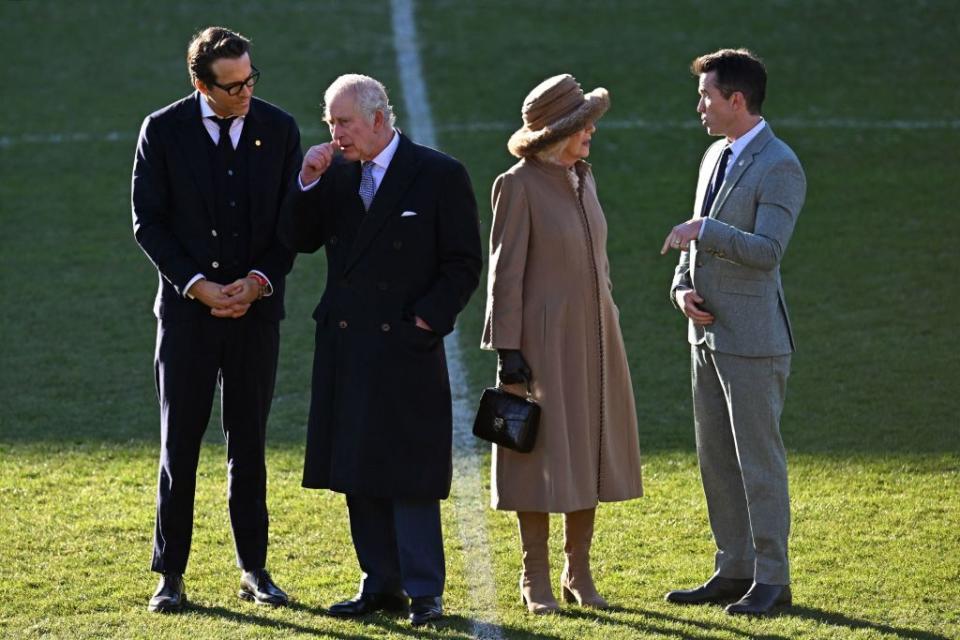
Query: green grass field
1 1 958 638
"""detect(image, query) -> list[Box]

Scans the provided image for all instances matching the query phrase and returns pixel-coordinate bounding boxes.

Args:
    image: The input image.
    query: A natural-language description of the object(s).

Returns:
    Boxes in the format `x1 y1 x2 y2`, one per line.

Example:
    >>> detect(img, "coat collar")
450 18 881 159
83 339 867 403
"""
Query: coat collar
343 132 422 273
709 124 775 218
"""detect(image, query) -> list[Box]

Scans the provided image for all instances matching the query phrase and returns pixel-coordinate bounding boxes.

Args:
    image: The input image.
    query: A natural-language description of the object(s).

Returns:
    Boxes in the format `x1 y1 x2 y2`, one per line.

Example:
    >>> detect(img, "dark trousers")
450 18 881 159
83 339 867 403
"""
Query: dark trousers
346 494 445 597
151 314 279 575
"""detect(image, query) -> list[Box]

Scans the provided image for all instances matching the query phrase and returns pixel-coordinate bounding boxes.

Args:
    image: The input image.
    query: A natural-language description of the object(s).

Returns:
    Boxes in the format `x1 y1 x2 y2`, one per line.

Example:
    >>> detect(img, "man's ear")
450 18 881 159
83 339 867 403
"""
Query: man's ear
373 109 385 131
194 78 210 97
731 91 746 112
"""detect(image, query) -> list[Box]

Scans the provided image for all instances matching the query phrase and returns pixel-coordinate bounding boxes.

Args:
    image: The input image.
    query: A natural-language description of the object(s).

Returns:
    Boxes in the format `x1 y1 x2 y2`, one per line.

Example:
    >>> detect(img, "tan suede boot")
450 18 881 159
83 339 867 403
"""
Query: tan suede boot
560 508 609 608
517 511 559 614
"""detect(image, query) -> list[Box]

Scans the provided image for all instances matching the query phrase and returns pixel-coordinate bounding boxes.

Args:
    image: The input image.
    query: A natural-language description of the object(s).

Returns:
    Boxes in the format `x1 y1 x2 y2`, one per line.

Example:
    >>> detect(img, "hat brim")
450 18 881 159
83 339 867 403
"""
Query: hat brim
507 88 610 158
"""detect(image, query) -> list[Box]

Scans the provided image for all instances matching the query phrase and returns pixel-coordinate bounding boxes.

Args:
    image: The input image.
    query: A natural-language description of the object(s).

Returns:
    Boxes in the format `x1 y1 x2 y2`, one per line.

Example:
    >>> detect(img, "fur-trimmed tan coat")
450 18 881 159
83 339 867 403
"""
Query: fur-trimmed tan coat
481 157 643 512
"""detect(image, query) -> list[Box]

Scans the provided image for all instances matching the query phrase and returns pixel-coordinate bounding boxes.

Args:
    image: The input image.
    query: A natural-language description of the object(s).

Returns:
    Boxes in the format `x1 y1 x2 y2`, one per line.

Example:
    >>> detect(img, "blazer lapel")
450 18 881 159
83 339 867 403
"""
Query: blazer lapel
710 124 774 218
696 142 725 219
344 134 421 273
174 92 216 219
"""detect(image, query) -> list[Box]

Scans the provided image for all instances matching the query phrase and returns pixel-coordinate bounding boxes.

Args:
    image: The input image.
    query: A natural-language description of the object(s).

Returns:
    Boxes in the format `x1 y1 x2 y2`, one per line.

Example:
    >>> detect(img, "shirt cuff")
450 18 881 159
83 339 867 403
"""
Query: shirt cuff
697 218 708 240
298 174 321 191
184 273 205 299
249 270 274 297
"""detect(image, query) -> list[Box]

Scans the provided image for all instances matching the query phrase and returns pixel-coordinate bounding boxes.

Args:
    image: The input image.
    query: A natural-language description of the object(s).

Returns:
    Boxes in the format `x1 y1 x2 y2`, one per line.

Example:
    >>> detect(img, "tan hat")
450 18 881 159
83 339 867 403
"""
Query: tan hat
507 74 610 158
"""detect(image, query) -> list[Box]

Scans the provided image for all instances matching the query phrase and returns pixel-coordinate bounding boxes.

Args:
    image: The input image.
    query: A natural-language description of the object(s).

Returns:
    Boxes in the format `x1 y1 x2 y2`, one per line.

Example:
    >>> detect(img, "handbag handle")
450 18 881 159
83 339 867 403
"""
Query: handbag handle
498 379 534 399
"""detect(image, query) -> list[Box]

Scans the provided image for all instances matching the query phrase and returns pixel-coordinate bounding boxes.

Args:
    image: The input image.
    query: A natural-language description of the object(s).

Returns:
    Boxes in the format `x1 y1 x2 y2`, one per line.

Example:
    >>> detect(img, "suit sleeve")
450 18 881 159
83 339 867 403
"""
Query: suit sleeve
411 161 483 337
698 157 806 271
480 172 529 350
131 115 202 296
250 116 302 281
279 159 335 254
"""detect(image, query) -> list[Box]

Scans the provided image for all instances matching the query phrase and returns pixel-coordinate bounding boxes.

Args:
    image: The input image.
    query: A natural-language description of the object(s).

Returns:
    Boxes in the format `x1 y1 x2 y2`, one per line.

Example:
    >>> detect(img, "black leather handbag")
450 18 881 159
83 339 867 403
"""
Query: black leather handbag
472 383 541 453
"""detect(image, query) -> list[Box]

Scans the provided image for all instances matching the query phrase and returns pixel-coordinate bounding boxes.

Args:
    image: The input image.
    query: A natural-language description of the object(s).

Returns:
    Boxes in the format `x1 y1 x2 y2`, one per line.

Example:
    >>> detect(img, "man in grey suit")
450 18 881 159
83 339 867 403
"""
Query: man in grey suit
661 48 806 616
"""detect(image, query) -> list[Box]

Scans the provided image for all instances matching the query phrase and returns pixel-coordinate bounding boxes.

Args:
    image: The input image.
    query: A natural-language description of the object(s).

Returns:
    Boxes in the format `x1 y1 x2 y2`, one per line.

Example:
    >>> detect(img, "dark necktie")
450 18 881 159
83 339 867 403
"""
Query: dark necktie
701 146 731 217
212 116 237 152
359 161 376 211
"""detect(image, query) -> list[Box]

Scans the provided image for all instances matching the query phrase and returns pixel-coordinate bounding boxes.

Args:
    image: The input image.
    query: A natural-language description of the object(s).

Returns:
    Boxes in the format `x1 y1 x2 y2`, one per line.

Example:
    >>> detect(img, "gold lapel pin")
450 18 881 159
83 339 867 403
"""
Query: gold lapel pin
255 139 262 147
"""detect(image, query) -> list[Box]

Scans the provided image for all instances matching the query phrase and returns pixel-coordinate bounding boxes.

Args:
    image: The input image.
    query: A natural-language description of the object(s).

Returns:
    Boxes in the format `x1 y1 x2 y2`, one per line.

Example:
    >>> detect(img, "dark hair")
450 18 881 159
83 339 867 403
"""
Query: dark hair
186 27 250 88
691 48 766 115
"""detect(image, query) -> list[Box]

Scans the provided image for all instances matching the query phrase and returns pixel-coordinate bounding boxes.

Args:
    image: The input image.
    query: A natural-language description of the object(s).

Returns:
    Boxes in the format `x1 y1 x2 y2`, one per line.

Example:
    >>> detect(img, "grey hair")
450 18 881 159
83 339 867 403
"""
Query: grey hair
323 74 396 127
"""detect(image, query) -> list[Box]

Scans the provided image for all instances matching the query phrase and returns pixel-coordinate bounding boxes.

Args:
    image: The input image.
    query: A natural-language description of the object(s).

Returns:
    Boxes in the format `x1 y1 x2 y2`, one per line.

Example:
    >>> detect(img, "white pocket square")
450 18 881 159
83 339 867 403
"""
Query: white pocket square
400 210 418 217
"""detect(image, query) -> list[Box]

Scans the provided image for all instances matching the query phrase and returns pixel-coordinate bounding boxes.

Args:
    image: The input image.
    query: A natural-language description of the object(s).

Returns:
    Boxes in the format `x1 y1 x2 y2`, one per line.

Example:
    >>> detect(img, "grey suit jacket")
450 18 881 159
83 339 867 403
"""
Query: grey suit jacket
671 124 806 357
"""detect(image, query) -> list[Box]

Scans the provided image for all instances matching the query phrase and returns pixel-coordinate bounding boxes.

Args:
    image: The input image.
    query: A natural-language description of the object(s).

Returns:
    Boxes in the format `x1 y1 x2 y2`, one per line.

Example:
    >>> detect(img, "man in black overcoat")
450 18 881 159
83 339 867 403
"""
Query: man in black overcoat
131 27 301 612
281 73 482 627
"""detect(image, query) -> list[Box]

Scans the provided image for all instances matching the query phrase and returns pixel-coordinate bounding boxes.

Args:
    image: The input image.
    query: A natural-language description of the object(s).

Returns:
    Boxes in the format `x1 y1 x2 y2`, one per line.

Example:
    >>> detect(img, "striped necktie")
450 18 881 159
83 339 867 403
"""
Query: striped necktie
359 161 376 211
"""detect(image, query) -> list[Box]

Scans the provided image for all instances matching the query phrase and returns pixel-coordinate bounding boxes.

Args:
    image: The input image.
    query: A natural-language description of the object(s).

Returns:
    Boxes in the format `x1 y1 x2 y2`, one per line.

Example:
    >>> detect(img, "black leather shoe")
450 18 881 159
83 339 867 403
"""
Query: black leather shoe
409 595 443 627
148 573 185 613
726 583 792 615
239 568 289 606
665 575 752 605
327 592 409 617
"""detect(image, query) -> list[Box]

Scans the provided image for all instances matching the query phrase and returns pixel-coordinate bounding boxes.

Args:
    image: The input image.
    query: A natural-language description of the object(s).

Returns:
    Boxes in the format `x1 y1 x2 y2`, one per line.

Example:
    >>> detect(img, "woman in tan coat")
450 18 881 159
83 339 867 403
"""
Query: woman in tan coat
481 74 643 614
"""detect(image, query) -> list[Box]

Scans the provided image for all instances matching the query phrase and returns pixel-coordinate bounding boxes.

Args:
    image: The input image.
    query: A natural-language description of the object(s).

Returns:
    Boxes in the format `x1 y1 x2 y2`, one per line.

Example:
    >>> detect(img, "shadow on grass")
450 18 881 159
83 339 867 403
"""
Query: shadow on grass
556 604 949 640
560 605 788 639
187 601 561 640
785 606 950 640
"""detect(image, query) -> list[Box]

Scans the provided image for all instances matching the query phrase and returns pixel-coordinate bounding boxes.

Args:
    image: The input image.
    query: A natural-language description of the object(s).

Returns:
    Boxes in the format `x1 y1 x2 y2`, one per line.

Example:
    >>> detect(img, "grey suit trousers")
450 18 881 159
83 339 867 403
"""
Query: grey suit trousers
692 345 791 585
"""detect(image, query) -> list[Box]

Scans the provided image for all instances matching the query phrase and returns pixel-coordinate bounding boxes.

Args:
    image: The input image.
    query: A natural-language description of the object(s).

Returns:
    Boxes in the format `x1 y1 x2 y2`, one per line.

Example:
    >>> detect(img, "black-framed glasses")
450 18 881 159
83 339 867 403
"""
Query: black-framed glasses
211 66 260 96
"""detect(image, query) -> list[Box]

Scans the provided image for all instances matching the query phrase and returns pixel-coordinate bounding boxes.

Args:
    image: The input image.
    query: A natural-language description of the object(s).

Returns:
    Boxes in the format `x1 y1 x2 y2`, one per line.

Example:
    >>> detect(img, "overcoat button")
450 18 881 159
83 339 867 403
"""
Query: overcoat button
330 236 339 245
211 261 220 268
696 262 703 267
338 320 348 329
377 282 388 291
393 240 402 249
211 229 218 237
381 323 391 332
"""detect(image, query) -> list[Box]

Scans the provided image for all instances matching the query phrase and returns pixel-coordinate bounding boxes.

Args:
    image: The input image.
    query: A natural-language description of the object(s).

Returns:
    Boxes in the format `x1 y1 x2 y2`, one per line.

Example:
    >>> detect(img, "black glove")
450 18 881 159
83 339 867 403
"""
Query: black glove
497 349 532 384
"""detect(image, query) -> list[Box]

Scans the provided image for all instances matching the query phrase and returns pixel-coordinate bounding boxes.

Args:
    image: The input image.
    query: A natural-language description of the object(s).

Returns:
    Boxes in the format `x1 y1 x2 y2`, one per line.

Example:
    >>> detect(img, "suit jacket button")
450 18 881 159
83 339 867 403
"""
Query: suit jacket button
696 261 703 267
393 240 402 250
211 261 220 269
330 235 339 245
338 320 348 329
210 229 218 237
381 323 391 332
377 282 389 291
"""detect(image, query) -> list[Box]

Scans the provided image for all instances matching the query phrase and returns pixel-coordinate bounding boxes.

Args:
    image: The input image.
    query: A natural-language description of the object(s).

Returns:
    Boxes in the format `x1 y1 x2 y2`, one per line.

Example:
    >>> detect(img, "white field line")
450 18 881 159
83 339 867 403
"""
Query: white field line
2 117 957 149
390 1 505 638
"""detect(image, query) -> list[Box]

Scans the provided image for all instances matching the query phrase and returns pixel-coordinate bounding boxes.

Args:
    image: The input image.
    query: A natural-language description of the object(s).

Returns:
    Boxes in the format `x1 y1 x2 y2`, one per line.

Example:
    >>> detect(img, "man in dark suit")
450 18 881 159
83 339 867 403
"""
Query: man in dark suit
281 74 482 627
661 48 806 616
131 27 301 613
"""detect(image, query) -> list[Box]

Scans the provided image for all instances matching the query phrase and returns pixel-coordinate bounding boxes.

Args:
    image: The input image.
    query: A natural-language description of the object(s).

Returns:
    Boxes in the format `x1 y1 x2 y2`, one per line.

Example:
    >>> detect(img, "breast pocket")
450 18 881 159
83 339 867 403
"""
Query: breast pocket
719 276 767 297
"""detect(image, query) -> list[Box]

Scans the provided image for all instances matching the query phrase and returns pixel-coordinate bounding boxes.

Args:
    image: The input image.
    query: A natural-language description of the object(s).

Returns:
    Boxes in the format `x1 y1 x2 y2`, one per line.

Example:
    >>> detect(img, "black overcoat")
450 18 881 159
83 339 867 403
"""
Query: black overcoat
281 134 482 499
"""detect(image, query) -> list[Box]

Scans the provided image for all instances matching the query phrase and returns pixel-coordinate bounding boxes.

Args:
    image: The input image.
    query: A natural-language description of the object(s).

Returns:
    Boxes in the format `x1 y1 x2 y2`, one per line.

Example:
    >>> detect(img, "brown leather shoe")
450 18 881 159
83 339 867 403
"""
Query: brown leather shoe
148 573 185 613
239 568 289 606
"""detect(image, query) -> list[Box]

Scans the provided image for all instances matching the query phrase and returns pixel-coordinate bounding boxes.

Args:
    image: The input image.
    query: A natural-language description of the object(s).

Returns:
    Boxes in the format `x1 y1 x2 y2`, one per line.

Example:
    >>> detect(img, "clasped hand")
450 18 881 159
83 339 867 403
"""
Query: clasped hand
189 278 261 319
